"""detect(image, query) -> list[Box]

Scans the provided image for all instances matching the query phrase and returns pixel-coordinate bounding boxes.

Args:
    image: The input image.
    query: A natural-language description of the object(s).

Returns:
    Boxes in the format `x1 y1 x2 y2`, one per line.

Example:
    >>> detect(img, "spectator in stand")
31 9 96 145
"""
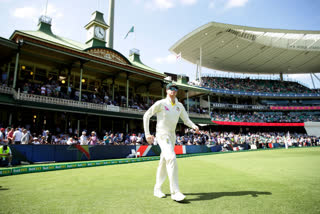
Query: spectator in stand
7 128 14 144
42 129 47 138
75 90 80 100
67 84 72 97
136 133 143 145
13 128 22 144
23 83 29 94
67 137 74 145
89 131 98 145
79 131 88 145
130 133 137 144
0 128 8 145
32 137 40 144
73 135 79 144
21 129 32 144
124 135 130 144
1 70 7 84
176 135 182 145
113 133 120 145
193 135 200 145
103 132 112 145
118 133 124 144
46 130 52 144
41 85 46 96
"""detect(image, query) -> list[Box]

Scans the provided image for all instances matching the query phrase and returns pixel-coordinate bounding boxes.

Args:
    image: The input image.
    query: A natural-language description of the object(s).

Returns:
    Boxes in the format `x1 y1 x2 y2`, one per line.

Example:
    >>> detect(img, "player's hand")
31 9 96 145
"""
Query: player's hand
194 126 200 134
146 134 154 144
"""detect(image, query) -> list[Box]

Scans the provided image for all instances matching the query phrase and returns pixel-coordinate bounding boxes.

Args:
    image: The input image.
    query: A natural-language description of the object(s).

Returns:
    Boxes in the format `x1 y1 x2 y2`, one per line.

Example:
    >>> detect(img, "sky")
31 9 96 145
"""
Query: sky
0 0 320 88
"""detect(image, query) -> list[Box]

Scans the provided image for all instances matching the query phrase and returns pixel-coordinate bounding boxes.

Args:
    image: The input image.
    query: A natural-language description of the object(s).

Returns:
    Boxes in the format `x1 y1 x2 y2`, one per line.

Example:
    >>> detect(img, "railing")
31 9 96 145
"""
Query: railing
2 86 208 118
0 86 13 95
211 102 268 110
189 112 210 119
119 106 145 115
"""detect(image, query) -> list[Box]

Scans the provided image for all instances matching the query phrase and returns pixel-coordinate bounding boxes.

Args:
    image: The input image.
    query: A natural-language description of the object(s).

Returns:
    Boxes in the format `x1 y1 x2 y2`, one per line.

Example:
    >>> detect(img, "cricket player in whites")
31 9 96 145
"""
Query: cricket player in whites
143 83 199 202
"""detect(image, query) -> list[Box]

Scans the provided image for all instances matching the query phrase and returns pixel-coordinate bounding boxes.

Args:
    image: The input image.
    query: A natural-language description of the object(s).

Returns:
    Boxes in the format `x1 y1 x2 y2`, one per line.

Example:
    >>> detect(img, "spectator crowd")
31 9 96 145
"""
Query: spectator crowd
211 111 320 123
0 126 146 146
11 78 157 111
0 126 319 149
190 76 320 94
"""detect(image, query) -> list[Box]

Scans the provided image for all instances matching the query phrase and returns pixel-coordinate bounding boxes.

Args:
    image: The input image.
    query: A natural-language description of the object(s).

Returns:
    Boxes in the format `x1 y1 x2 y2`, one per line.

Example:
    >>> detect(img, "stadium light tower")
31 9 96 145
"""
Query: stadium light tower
107 0 115 49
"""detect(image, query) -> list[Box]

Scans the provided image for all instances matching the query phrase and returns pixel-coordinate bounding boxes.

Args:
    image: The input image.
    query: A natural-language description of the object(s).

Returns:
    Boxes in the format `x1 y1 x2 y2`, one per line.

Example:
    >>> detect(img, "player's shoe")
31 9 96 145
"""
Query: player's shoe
171 192 186 201
154 188 166 198
7 163 12 167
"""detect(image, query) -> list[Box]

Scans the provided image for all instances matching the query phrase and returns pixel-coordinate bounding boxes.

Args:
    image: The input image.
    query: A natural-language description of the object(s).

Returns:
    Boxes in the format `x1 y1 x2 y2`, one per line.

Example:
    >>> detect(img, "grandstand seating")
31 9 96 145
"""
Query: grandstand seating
211 111 320 123
199 76 319 94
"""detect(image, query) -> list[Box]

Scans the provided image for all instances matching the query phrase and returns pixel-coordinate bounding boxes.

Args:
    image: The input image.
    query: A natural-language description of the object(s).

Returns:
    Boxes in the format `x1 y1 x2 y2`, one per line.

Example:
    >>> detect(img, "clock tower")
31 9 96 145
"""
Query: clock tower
84 11 109 47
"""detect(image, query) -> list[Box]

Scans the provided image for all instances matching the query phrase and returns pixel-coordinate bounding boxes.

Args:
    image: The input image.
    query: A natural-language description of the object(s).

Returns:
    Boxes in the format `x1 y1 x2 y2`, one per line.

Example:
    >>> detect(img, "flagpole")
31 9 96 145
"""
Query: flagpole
133 25 136 49
45 0 48 16
179 52 181 80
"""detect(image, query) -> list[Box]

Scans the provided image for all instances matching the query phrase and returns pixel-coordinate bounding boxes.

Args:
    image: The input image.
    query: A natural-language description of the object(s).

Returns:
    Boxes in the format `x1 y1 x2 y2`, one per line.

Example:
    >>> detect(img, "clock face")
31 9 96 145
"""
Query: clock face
95 27 105 39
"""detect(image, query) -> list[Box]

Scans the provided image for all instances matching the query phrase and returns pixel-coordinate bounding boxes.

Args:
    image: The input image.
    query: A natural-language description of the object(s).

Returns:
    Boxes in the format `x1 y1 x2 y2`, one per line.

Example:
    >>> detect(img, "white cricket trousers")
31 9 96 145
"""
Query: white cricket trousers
154 133 180 194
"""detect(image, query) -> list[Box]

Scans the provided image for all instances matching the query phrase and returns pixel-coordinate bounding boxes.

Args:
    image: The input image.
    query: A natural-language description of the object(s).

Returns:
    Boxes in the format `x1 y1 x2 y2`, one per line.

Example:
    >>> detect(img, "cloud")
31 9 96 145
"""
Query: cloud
209 0 215 8
179 0 197 5
12 4 63 20
208 0 249 10
145 0 198 11
41 4 63 18
149 0 175 10
133 0 143 3
225 0 249 9
12 6 38 19
154 54 177 64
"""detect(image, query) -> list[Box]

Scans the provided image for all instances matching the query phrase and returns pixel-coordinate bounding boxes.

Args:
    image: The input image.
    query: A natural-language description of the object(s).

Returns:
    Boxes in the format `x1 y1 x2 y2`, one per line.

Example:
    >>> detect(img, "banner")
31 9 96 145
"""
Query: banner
106 105 120 112
270 106 320 110
212 121 304 127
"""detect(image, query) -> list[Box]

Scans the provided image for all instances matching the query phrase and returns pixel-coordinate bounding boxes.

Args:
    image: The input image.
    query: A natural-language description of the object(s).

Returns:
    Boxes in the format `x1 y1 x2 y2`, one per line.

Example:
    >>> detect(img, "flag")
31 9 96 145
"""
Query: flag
124 26 134 39
176 52 181 60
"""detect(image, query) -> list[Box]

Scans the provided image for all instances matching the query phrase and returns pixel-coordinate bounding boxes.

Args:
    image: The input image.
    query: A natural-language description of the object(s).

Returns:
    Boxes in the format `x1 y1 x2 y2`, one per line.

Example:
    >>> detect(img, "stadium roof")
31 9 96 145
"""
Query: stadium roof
170 22 320 74
9 17 163 76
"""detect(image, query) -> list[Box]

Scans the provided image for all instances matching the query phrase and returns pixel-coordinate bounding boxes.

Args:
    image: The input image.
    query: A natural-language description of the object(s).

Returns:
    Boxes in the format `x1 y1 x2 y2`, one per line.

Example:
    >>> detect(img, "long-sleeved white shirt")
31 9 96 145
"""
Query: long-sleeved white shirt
143 96 198 136
79 135 88 145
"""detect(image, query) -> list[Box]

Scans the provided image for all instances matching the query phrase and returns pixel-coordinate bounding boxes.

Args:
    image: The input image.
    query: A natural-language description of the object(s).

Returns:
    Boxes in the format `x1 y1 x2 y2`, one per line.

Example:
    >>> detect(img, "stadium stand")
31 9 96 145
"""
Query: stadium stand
211 111 320 123
0 125 318 149
197 76 320 94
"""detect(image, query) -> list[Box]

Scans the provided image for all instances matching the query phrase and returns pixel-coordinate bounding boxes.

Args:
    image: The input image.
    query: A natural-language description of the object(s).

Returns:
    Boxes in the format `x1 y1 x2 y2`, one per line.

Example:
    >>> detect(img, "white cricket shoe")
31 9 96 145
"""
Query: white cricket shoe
171 192 186 201
154 188 166 198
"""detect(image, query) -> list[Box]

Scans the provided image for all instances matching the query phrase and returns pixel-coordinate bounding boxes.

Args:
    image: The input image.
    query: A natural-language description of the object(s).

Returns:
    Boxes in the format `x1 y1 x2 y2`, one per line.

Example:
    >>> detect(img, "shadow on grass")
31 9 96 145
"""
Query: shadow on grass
0 186 9 191
184 191 272 202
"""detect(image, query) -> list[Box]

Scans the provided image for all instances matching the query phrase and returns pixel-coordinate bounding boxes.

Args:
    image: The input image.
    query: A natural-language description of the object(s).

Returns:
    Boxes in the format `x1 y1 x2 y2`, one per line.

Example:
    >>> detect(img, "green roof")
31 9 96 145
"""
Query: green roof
17 29 89 51
128 50 164 75
171 81 209 92
11 19 165 77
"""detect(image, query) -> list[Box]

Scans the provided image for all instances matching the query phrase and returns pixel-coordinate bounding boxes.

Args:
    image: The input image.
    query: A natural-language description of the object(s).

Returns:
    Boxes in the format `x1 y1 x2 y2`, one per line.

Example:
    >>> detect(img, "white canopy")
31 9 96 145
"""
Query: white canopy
170 22 320 74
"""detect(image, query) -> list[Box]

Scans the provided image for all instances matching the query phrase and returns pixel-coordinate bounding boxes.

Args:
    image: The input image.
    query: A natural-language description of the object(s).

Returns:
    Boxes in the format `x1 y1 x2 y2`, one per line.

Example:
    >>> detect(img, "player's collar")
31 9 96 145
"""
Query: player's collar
166 96 178 106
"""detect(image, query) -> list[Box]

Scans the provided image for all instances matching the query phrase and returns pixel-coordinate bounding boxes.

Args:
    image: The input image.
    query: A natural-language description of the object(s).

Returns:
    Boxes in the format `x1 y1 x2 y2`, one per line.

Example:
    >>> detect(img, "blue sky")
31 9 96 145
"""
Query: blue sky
1 0 320 88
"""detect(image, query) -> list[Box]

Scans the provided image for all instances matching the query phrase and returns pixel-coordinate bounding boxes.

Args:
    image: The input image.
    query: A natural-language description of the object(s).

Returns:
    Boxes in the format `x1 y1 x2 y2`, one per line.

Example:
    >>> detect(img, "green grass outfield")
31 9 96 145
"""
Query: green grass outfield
1 147 320 214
